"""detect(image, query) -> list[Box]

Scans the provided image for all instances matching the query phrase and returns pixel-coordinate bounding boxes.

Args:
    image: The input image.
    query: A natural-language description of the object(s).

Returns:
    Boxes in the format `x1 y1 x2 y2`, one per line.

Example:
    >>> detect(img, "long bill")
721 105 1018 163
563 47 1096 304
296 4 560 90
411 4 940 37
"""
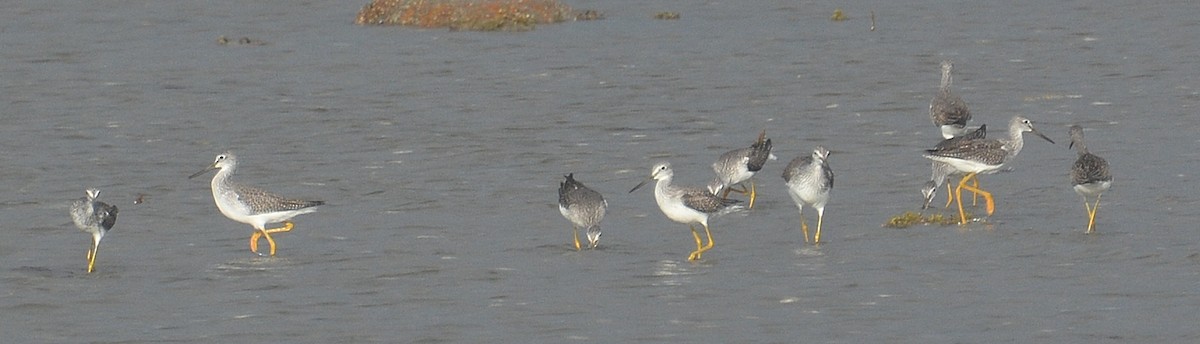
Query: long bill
1030 128 1055 145
188 164 217 179
629 179 651 193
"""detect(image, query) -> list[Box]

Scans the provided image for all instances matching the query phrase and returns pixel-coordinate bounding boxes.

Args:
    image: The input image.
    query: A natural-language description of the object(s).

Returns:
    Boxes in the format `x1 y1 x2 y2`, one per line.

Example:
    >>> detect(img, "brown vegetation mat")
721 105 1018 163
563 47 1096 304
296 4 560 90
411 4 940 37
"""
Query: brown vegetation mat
356 0 575 31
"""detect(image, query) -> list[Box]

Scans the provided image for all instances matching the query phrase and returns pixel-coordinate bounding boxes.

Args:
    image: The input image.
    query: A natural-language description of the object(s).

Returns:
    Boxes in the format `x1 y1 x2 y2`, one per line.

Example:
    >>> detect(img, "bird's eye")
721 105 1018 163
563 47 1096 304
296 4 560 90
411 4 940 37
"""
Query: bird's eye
217 154 226 161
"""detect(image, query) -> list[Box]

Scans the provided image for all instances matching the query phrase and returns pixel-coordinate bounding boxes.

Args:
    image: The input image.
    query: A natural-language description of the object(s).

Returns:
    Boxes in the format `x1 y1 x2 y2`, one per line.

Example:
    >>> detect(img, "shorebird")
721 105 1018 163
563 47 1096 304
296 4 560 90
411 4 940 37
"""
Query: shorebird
924 116 1054 224
71 188 118 273
1069 125 1112 233
189 151 324 256
631 162 740 261
782 146 834 243
558 173 607 250
930 60 972 139
708 130 775 209
921 124 987 210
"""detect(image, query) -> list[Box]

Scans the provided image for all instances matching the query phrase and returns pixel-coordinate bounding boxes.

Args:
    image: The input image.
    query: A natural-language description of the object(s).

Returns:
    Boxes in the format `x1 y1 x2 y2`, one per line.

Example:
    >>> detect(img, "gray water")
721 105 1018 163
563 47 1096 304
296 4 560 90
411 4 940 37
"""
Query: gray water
3 0 1199 342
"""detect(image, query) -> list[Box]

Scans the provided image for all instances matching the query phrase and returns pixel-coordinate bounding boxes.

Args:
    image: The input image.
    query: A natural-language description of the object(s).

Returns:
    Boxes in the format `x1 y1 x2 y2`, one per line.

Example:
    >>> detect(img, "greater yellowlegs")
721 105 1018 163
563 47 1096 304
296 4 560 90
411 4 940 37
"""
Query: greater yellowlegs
924 116 1055 224
71 188 118 273
708 130 775 209
558 173 607 250
930 60 972 139
782 146 833 243
189 151 324 256
1069 125 1112 233
921 162 956 210
630 162 740 261
921 124 987 210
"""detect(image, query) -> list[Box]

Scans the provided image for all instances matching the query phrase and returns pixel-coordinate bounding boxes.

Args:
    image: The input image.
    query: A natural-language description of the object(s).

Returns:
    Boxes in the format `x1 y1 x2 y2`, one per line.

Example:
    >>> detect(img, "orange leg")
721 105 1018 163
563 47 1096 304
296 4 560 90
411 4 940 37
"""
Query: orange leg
943 182 954 208
250 221 295 256
971 175 982 206
687 225 703 261
572 227 582 251
945 174 982 208
689 224 715 261
953 172 995 224
800 213 810 243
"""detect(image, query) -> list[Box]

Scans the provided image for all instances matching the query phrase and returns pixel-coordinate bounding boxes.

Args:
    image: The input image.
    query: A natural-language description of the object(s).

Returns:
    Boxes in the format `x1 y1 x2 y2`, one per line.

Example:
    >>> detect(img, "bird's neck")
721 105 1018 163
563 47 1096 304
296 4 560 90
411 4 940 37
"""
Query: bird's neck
211 167 235 190
1005 130 1025 157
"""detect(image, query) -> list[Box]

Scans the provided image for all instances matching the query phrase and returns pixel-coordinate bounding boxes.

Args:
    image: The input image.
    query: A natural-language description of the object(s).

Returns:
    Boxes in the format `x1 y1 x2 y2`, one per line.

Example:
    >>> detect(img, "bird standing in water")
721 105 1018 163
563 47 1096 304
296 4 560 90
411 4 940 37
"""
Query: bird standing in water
924 116 1055 224
930 60 972 139
189 151 324 256
71 188 118 273
1068 125 1112 233
708 130 774 209
632 162 741 261
782 146 834 244
558 173 607 250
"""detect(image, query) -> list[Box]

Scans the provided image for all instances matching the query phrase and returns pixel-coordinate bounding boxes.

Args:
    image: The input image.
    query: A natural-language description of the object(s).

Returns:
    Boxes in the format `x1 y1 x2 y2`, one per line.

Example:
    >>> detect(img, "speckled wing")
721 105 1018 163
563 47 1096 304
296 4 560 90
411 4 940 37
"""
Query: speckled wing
930 90 971 127
1071 153 1111 186
559 174 606 214
745 138 772 172
681 187 739 213
97 202 118 231
781 156 812 183
235 184 323 215
925 138 1007 166
714 148 750 175
934 124 987 150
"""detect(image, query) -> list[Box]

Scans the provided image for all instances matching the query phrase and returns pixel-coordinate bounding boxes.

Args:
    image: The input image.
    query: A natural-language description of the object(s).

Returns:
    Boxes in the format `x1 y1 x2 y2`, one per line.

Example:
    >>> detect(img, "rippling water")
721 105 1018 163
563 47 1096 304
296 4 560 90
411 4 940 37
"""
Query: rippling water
3 0 1199 342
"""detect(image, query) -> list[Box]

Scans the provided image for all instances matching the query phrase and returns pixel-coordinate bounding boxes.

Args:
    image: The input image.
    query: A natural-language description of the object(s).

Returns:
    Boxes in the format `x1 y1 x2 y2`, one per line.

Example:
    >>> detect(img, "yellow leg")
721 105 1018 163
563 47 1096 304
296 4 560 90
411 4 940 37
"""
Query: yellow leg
722 184 748 199
1085 194 1103 234
800 214 810 243
943 182 954 208
251 221 296 256
971 176 982 206
250 231 261 253
689 224 715 261
813 212 825 244
945 175 982 209
688 225 703 261
953 175 969 224
86 241 98 273
961 184 994 216
747 179 757 209
572 227 582 251
254 229 278 256
954 173 994 224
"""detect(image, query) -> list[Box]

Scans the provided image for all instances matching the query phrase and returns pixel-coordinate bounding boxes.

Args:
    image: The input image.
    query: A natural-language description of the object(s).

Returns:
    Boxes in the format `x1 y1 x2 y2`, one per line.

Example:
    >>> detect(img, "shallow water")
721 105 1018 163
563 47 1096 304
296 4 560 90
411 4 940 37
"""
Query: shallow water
2 0 1199 342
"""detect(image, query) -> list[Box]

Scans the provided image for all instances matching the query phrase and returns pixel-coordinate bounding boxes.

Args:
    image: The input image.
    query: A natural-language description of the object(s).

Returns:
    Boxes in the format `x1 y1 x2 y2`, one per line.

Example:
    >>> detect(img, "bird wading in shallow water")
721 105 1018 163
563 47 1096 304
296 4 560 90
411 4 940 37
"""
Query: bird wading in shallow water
189 151 323 256
930 60 973 139
924 116 1054 224
631 162 741 261
558 173 607 250
921 124 987 210
71 188 118 273
782 146 833 244
708 130 775 209
1068 125 1112 233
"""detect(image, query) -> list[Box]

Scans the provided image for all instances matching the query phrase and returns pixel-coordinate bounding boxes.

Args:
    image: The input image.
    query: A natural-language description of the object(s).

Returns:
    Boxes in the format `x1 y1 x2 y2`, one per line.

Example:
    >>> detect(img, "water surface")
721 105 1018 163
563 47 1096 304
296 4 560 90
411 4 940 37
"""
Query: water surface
2 0 1198 342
